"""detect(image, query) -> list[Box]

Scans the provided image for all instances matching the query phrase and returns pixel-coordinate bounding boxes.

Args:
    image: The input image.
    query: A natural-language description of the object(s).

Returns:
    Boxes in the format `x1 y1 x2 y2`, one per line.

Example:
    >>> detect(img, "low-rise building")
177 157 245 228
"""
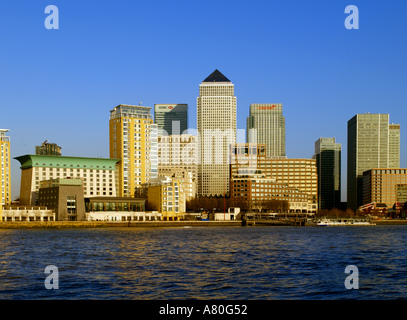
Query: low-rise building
84 196 152 221
138 176 185 221
38 178 86 221
1 206 55 222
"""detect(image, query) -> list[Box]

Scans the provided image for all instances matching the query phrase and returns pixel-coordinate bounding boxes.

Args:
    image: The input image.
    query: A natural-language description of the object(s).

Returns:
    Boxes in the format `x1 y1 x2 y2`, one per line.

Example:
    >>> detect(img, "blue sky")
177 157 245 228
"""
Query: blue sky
1 0 406 201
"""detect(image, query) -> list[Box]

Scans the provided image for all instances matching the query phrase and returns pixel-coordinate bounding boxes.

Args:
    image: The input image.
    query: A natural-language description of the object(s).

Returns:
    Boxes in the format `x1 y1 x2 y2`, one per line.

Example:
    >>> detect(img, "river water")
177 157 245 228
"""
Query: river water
0 225 406 300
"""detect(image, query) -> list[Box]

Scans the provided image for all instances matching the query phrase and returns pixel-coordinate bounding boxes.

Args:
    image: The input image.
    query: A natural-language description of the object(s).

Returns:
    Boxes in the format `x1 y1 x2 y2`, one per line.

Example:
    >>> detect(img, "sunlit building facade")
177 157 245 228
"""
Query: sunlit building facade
347 113 400 211
230 143 318 213
109 104 154 197
0 129 11 211
15 155 119 205
247 103 285 158
363 168 407 208
197 69 236 197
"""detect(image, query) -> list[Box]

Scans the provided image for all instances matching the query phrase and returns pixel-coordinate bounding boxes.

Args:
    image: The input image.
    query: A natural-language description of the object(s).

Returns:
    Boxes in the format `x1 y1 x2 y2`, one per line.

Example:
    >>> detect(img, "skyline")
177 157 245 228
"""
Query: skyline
1 1 407 201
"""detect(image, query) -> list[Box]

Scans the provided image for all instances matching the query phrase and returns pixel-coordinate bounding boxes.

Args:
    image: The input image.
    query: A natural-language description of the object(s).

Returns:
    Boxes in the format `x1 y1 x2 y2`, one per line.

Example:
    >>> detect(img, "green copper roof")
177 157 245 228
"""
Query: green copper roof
14 155 120 170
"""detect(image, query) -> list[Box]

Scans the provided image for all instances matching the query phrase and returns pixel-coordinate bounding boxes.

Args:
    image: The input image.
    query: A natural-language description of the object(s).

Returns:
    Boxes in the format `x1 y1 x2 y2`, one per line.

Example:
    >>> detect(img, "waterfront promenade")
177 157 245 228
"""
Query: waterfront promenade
0 220 242 229
0 219 406 229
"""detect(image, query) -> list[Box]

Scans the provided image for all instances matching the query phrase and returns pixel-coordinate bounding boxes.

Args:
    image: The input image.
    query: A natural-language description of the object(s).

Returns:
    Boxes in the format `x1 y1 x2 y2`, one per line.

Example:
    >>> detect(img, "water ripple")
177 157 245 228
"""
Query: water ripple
0 226 406 299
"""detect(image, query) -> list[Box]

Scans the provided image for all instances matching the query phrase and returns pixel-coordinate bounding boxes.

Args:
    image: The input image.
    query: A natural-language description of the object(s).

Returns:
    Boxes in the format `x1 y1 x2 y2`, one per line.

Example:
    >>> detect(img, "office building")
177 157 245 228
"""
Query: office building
197 69 236 196
313 137 341 210
154 104 188 135
247 103 285 158
389 124 401 168
35 140 62 156
230 143 318 213
363 168 407 208
347 113 400 211
0 129 11 211
14 155 120 205
109 104 154 197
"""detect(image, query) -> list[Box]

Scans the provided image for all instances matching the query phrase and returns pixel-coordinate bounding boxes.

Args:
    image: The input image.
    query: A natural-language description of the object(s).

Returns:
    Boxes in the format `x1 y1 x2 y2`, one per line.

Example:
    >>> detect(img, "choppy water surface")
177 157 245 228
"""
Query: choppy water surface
0 225 406 299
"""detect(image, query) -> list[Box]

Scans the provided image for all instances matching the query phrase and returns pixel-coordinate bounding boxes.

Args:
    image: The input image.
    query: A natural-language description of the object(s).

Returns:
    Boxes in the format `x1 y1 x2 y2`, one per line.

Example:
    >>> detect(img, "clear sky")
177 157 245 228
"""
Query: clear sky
1 0 406 201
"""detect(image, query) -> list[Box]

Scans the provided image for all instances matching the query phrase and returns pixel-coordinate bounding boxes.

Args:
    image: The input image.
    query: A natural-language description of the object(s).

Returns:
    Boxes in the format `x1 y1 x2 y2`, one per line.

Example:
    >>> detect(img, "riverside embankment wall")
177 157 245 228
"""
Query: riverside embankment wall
0 219 406 229
0 221 242 229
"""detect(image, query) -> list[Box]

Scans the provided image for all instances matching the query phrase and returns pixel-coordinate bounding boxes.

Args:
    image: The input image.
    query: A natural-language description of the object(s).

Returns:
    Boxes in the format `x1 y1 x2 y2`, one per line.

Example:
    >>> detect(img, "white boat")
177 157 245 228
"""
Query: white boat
316 218 375 226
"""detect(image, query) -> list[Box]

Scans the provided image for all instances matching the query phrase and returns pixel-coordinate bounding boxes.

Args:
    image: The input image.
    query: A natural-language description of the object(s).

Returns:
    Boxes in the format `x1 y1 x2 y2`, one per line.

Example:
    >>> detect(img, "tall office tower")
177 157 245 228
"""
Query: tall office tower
197 69 236 197
154 104 188 135
389 124 401 168
313 137 341 210
347 113 400 212
247 103 285 158
35 140 62 156
109 104 154 197
0 129 11 208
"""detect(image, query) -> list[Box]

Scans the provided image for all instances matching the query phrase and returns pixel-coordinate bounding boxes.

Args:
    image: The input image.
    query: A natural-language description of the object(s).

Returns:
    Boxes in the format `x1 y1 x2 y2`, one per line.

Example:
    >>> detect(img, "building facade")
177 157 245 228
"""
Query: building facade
230 143 318 213
247 104 285 158
2 206 55 222
109 104 154 197
138 176 185 221
15 155 120 205
0 129 11 210
347 113 400 211
313 137 341 210
85 196 150 221
363 168 407 208
157 134 198 200
38 178 86 221
154 104 188 135
35 140 62 156
197 69 236 197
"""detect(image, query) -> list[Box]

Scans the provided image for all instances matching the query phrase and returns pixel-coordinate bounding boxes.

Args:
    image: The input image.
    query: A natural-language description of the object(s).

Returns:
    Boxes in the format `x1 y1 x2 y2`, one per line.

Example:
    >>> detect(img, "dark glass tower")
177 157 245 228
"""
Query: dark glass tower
314 137 341 210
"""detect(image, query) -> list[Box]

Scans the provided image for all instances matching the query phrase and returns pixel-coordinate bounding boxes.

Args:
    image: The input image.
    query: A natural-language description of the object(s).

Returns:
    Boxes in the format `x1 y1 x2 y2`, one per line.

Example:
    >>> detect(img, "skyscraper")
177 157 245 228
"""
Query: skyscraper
347 113 400 211
247 104 285 158
109 104 154 197
0 129 11 209
197 69 236 197
313 137 341 210
154 104 188 136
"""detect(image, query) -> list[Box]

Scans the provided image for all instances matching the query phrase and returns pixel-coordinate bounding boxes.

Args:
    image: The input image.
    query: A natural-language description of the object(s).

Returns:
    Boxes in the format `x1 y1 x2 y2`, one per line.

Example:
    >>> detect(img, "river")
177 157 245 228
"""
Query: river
0 225 406 300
